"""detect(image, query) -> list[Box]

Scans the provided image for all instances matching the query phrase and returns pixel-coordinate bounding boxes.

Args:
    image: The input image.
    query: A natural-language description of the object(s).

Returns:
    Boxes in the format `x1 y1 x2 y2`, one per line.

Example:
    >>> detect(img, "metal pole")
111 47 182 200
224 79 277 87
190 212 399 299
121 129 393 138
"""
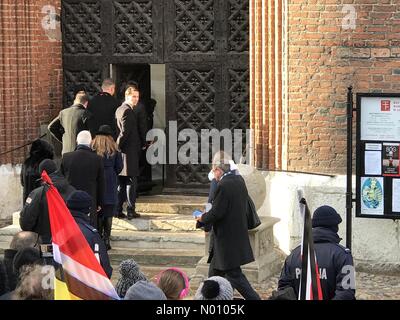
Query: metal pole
346 87 353 250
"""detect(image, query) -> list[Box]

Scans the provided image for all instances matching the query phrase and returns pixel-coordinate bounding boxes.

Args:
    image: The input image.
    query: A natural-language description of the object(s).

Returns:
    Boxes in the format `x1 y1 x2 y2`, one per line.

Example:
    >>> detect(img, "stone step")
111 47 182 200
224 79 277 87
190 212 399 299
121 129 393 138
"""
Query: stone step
0 226 205 250
112 213 201 232
108 248 203 267
135 195 208 215
12 211 201 232
110 230 205 250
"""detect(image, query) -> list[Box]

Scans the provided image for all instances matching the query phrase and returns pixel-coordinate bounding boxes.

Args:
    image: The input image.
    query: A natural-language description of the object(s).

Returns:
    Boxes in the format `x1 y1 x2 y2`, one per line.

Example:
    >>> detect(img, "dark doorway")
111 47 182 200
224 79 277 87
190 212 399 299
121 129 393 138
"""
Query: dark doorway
114 64 151 105
113 63 154 193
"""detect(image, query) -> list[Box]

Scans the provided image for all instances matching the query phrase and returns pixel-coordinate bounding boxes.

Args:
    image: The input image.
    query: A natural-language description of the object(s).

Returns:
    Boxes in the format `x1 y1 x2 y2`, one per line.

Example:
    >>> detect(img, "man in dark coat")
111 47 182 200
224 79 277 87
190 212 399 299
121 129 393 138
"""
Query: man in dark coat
20 139 54 204
278 206 356 300
197 152 260 300
87 78 120 139
66 190 113 279
48 92 91 155
60 130 105 228
20 159 75 244
115 85 144 219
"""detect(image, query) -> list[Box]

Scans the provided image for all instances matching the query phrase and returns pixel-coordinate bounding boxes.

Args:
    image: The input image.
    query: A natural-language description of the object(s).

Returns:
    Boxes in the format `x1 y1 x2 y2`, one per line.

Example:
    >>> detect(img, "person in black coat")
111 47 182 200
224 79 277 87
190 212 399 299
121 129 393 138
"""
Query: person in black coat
66 190 113 279
87 78 120 139
278 206 356 300
20 139 54 204
115 85 144 219
91 125 123 250
60 131 105 229
20 160 75 244
197 152 260 300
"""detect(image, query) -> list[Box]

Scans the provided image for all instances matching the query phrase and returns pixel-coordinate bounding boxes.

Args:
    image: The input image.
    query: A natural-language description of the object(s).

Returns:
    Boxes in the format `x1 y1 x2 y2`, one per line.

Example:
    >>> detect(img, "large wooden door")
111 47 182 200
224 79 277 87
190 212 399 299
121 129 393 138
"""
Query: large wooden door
163 0 249 189
61 0 249 190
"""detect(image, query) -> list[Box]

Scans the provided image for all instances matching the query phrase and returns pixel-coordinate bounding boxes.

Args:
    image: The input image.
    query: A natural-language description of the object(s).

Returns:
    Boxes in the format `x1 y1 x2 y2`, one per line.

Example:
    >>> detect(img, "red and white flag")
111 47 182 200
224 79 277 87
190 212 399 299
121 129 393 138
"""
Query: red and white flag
42 171 119 300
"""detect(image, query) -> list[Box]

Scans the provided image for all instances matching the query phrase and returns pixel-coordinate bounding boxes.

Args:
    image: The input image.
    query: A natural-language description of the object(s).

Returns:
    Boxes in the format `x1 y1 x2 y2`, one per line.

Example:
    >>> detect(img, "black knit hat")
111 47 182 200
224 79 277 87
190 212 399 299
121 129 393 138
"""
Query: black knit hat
97 125 113 136
312 206 342 228
12 247 41 274
39 159 57 175
66 190 92 212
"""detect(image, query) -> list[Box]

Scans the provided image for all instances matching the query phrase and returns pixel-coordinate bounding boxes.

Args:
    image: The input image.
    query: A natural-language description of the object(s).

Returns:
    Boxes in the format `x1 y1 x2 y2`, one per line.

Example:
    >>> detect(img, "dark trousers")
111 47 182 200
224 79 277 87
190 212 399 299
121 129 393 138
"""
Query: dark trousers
208 258 261 300
117 176 137 214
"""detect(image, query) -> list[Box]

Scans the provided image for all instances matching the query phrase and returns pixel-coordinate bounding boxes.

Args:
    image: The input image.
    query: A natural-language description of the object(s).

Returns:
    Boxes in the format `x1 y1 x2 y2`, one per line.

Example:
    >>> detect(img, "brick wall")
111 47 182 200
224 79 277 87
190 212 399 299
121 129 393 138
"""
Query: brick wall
0 0 62 165
287 0 400 174
250 0 285 170
251 1 400 175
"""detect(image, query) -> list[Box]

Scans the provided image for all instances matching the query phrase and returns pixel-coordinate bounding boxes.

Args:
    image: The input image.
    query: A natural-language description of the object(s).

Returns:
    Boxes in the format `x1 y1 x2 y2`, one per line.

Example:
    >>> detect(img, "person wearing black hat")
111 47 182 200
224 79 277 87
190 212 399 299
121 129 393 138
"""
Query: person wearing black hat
91 125 123 250
0 247 42 300
66 190 113 278
277 205 355 300
20 159 75 244
0 231 39 298
20 139 54 205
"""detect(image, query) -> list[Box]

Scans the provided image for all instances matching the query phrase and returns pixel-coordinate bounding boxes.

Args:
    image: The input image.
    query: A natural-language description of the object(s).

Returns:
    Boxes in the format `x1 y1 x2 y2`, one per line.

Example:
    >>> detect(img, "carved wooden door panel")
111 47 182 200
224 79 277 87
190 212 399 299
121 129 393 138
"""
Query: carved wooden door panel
164 0 249 189
62 0 163 106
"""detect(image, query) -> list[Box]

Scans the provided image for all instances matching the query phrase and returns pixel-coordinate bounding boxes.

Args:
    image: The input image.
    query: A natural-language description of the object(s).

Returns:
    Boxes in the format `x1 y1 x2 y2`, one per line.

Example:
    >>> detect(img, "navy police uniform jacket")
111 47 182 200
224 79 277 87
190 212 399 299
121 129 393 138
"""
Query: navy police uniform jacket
70 209 113 279
278 227 355 300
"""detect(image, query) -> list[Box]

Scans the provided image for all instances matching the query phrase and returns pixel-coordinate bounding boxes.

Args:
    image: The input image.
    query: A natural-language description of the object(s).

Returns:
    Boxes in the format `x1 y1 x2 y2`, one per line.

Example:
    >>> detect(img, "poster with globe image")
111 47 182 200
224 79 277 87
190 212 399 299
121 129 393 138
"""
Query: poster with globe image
361 177 384 215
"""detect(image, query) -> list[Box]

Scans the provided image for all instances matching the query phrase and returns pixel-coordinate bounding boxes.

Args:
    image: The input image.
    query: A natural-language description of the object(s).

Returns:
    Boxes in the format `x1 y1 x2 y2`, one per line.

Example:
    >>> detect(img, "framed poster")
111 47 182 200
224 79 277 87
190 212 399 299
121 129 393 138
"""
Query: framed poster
356 93 400 219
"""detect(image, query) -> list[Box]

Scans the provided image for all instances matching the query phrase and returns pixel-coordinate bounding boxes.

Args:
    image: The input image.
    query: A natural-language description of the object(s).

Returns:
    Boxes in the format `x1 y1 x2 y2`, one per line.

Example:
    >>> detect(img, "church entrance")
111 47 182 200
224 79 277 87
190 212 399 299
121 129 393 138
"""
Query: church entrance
61 0 249 191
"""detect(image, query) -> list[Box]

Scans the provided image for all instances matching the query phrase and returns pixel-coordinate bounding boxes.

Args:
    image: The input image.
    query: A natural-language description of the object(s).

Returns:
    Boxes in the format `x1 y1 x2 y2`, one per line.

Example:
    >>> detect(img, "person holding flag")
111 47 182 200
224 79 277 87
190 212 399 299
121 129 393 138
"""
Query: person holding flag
277 204 356 300
42 171 119 300
66 190 113 279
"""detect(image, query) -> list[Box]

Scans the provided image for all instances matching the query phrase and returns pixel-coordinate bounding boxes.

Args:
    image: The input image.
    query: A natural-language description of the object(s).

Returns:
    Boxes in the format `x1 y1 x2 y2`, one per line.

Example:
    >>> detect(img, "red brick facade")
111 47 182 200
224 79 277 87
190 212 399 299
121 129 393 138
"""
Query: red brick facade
0 0 62 164
251 0 400 174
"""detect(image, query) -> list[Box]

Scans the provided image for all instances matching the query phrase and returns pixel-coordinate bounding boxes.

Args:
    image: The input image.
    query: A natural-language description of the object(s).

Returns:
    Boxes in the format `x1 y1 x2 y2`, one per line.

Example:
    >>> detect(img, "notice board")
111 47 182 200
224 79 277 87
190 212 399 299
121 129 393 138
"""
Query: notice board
356 93 400 219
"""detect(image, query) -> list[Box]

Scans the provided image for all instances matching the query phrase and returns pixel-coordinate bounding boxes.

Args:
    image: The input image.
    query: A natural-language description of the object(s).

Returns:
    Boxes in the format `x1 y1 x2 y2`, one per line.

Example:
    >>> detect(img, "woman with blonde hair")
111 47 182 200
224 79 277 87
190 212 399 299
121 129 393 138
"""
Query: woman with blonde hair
92 125 123 250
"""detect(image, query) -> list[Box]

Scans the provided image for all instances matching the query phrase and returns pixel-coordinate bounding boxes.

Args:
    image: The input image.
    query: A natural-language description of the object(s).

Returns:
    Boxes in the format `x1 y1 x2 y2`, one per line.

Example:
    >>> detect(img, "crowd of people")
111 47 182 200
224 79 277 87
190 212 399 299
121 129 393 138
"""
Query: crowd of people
0 78 356 300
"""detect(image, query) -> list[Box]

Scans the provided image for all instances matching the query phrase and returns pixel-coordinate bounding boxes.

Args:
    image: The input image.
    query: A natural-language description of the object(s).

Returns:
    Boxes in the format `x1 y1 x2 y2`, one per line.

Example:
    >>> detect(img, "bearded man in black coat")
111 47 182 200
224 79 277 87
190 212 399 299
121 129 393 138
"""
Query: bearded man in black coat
197 152 261 300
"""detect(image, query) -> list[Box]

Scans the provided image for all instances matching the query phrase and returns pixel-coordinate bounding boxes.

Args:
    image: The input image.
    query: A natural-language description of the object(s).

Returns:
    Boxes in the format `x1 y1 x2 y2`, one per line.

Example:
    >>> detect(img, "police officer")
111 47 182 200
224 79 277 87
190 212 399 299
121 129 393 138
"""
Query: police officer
278 205 355 300
20 159 75 244
66 190 113 279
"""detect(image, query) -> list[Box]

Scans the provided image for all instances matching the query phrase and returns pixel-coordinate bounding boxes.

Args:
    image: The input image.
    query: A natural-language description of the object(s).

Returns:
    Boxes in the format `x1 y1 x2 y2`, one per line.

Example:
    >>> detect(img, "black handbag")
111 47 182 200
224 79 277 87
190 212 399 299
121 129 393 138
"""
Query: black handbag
247 196 261 230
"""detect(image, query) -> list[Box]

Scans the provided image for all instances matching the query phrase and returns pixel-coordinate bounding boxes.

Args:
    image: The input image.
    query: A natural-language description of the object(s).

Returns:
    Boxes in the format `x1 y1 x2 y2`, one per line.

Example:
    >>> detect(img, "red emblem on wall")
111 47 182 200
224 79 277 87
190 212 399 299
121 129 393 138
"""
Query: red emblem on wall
381 100 391 111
